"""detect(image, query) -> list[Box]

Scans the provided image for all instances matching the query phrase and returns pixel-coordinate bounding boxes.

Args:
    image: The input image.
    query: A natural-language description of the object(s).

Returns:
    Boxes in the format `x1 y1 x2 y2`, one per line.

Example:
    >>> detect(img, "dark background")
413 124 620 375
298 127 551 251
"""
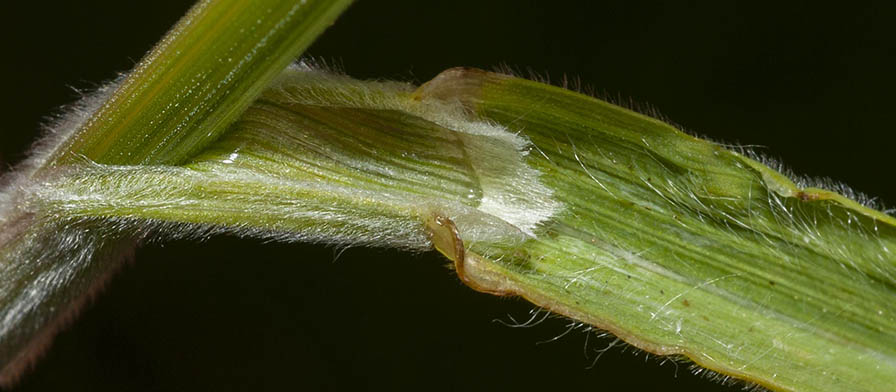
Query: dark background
2 1 895 391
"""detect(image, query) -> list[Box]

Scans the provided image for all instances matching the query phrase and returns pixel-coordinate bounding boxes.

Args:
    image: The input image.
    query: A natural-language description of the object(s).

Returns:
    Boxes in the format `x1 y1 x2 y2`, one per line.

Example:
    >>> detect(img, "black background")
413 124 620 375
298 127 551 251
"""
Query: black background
2 1 895 391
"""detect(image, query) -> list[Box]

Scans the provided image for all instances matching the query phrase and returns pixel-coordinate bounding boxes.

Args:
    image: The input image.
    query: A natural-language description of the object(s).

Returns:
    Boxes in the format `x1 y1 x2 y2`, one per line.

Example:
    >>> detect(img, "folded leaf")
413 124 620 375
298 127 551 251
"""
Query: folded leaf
4 64 894 391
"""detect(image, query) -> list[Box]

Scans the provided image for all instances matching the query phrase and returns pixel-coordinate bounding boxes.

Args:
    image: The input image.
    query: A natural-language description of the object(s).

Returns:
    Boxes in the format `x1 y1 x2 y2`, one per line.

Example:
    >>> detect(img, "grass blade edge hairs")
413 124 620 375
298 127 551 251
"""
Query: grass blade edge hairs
14 64 896 391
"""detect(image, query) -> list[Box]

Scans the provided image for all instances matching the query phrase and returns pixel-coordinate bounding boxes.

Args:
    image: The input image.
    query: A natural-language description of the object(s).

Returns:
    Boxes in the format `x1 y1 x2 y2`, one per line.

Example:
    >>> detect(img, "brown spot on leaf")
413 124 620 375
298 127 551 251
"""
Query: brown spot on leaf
796 191 819 201
425 213 512 296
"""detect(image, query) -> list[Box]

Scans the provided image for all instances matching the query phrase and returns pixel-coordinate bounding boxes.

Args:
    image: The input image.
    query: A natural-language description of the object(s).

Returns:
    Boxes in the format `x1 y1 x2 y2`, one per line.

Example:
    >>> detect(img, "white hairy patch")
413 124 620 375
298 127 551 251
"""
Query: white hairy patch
268 63 562 238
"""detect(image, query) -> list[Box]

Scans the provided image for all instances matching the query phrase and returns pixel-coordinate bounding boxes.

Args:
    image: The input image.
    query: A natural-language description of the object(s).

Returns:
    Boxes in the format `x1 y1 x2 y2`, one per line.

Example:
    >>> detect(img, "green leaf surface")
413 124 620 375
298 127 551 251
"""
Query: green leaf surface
46 0 352 168
417 68 896 391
